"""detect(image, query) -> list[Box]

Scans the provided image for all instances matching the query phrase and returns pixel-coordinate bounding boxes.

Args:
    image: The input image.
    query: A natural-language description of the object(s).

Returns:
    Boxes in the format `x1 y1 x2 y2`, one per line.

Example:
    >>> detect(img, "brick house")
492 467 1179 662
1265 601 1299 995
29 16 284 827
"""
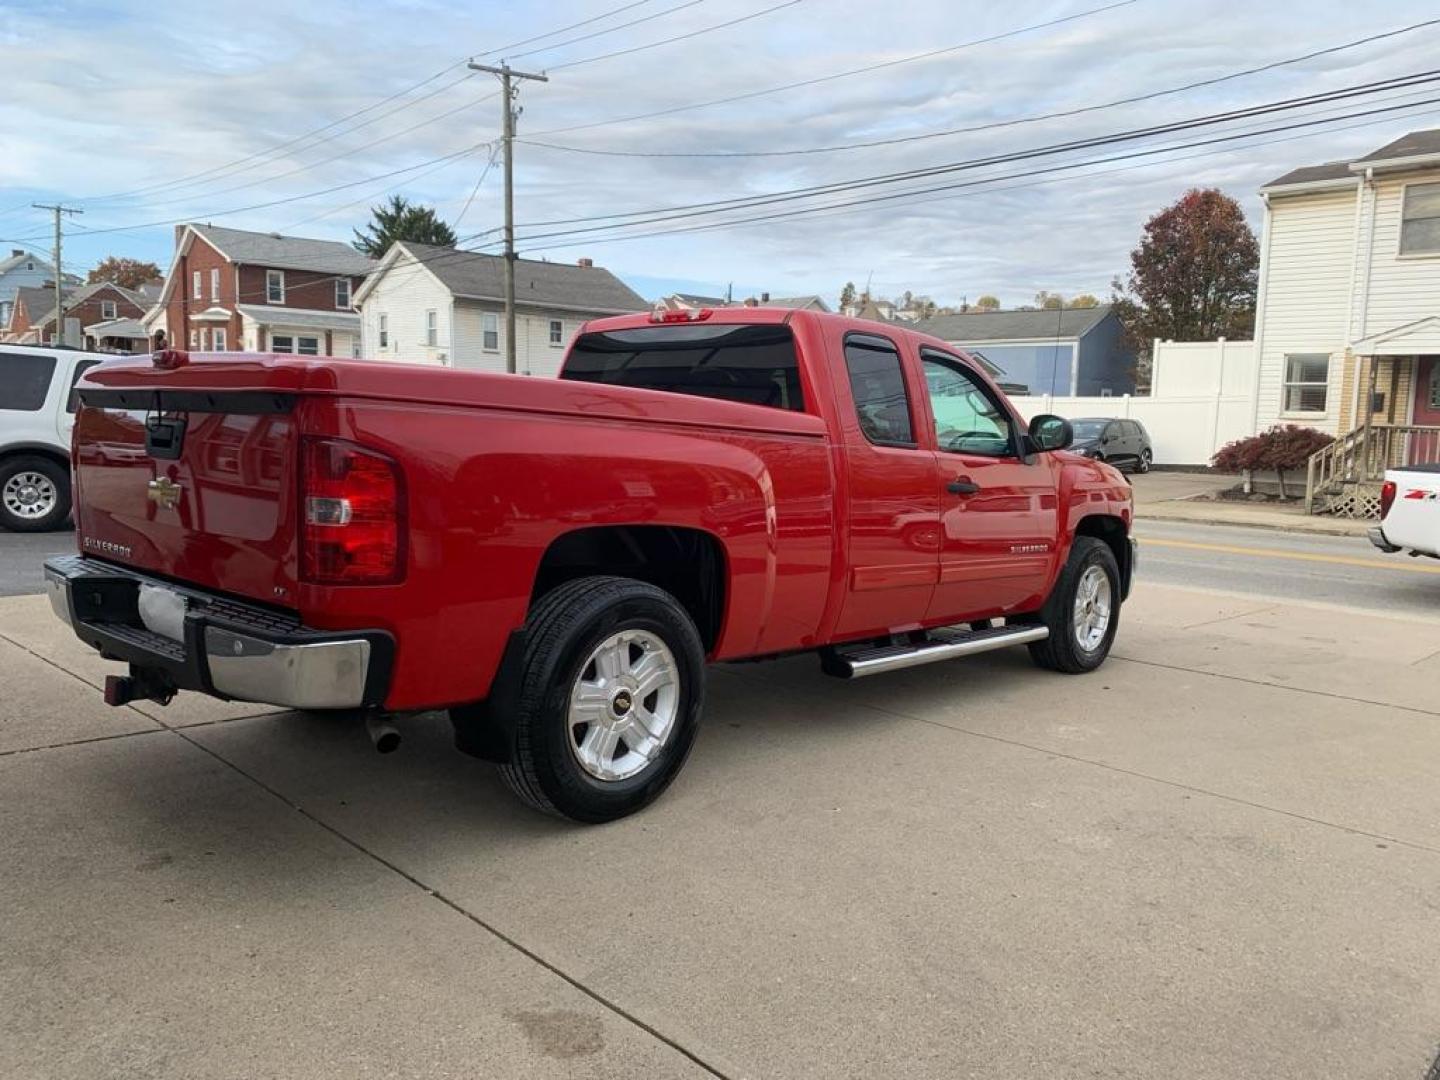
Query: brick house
1 281 147 349
155 224 375 355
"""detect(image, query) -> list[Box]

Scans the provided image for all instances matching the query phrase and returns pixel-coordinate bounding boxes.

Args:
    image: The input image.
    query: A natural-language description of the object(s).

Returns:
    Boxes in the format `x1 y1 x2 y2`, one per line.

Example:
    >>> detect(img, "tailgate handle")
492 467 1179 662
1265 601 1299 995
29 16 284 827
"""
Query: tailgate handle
145 415 188 460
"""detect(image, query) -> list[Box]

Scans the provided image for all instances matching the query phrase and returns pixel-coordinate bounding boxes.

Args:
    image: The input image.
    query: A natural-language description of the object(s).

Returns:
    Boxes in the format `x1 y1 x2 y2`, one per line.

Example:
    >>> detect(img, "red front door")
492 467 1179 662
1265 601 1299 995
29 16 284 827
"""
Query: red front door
1411 357 1440 464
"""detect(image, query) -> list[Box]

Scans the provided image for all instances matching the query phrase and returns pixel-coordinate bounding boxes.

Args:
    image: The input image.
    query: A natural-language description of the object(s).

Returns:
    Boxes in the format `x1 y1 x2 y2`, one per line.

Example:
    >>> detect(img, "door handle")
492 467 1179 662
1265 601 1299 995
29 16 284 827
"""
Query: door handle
947 478 980 495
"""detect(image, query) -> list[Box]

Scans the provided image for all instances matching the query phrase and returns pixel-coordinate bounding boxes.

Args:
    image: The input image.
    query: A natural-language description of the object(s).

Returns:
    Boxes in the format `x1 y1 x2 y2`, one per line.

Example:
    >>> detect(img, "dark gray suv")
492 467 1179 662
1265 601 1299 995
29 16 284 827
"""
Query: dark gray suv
1068 417 1152 473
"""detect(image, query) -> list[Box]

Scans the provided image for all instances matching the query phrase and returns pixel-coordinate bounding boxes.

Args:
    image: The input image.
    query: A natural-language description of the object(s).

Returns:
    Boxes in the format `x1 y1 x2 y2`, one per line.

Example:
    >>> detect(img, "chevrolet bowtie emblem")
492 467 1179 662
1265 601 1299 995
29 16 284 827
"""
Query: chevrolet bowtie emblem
147 477 182 510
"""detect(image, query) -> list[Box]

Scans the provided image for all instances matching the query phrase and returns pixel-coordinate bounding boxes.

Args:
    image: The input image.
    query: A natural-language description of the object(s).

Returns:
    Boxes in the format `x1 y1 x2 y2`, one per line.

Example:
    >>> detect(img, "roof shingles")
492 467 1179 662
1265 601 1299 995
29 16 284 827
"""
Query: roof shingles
397 242 646 313
915 305 1112 343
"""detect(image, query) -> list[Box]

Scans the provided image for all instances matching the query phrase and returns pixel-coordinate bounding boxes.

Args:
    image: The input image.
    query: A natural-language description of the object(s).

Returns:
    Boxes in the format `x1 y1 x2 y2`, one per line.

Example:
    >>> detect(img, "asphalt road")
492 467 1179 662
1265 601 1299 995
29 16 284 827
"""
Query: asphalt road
1135 518 1440 618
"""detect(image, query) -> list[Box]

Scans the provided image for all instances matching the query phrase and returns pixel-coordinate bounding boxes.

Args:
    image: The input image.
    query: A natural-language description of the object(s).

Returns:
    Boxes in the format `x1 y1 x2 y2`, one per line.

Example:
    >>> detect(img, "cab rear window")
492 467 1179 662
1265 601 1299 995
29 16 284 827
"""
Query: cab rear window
0 351 56 411
562 323 805 412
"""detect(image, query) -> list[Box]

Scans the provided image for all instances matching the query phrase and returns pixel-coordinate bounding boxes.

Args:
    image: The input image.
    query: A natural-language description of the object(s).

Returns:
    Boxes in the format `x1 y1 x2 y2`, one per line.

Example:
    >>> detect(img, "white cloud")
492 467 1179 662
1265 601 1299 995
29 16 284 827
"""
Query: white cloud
2 0 1438 304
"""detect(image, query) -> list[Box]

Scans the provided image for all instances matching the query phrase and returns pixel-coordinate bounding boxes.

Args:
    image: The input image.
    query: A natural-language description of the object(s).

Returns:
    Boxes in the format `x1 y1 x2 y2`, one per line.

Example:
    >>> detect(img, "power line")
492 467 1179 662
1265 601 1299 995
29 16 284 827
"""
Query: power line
502 94 1440 253
506 0 708 61
524 0 1138 136
453 145 503 229
11 143 493 242
547 0 808 72
511 70 1440 236
521 15 1440 159
473 0 661 58
133 89 500 210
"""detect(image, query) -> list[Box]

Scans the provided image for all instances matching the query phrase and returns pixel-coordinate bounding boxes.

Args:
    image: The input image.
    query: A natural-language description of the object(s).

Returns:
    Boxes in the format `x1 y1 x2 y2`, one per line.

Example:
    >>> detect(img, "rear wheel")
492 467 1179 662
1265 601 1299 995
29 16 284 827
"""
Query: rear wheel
1137 449 1152 474
0 455 70 532
498 575 706 823
1026 537 1120 674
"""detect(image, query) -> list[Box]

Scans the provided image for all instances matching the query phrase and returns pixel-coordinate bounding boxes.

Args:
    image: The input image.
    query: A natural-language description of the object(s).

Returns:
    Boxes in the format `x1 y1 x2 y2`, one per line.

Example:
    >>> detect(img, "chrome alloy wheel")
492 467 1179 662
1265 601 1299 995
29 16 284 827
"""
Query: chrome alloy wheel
1072 564 1113 652
568 629 681 782
2 471 58 521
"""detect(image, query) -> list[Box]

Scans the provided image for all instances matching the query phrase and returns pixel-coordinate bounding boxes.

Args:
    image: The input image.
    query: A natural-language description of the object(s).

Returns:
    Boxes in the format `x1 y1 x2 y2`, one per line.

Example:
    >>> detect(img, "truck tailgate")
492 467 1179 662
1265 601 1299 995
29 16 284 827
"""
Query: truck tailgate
72 387 301 608
1381 465 1440 553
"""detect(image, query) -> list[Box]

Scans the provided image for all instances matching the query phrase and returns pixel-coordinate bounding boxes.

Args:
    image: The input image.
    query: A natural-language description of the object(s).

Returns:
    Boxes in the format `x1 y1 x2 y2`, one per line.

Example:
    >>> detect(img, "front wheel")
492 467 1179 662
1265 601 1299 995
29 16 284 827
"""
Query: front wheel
498 576 706 823
1026 537 1121 674
1136 449 1152 474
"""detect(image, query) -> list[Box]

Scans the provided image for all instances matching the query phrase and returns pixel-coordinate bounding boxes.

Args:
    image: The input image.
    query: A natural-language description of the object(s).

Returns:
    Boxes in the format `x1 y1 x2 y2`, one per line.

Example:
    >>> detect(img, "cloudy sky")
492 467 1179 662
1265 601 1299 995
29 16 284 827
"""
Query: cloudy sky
3 0 1440 307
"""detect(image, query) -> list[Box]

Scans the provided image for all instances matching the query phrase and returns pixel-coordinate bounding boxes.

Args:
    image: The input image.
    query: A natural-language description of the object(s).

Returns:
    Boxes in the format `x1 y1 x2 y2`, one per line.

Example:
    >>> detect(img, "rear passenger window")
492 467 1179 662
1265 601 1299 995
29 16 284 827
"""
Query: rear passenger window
0 351 57 411
843 335 914 446
563 323 805 411
67 359 101 413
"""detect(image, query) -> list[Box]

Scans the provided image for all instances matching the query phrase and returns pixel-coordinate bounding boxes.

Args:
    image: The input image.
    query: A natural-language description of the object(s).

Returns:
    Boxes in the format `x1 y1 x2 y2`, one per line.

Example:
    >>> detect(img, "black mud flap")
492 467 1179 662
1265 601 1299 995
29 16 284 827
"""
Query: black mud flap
449 629 528 763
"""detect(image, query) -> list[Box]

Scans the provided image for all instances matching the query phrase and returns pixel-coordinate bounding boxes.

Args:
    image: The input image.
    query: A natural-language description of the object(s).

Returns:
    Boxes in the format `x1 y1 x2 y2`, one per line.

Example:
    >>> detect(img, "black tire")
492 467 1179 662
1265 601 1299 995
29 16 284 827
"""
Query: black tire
498 575 706 823
0 454 70 533
1026 537 1121 674
1137 449 1152 474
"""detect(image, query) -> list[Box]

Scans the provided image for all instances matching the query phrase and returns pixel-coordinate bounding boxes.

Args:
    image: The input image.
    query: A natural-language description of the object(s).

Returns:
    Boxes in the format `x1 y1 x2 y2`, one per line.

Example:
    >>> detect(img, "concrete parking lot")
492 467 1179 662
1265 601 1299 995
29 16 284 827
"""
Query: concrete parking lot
4 522 1440 1078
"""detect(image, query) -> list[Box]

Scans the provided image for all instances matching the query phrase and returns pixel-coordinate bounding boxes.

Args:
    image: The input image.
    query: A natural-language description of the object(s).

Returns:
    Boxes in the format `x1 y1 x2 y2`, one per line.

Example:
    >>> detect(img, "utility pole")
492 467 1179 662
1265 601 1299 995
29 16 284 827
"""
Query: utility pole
32 203 82 347
468 60 548 375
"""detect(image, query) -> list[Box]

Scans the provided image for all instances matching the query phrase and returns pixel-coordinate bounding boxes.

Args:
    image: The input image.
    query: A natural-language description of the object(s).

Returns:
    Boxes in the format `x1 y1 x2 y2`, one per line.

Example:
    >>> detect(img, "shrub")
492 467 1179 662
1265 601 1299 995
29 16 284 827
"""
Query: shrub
1212 425 1334 498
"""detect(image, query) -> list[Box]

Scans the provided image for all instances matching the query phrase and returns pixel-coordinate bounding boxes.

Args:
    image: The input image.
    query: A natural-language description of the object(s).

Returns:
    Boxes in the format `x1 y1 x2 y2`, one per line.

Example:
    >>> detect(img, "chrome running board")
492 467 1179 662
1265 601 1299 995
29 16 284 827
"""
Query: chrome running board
823 624 1049 679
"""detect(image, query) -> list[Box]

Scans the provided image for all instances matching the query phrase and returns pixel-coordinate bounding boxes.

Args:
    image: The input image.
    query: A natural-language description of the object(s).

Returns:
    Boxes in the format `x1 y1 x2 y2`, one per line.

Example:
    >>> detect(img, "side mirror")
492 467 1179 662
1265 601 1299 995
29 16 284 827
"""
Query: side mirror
1028 414 1073 452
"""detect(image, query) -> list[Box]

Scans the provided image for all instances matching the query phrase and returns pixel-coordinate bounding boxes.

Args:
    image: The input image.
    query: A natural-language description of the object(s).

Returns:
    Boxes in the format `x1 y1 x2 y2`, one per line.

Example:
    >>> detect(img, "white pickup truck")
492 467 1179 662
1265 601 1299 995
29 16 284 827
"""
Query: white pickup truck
0 344 116 532
1369 466 1440 559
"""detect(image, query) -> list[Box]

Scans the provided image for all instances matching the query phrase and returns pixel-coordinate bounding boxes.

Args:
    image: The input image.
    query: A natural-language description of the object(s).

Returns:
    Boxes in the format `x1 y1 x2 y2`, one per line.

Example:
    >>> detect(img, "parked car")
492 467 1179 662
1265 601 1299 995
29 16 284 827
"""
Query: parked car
1068 417 1152 473
1369 465 1440 559
0 344 114 532
46 308 1135 822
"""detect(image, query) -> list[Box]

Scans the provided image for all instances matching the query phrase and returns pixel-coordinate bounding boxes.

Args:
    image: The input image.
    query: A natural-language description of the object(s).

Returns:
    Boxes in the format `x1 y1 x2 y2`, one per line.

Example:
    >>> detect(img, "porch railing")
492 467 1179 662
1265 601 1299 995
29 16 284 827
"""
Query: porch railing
1305 423 1440 513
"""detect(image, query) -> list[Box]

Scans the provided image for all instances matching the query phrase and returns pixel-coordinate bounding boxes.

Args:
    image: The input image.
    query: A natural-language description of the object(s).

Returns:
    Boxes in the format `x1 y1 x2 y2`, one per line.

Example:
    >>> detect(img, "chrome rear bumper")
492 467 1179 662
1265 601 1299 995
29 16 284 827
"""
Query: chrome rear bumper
44 555 392 710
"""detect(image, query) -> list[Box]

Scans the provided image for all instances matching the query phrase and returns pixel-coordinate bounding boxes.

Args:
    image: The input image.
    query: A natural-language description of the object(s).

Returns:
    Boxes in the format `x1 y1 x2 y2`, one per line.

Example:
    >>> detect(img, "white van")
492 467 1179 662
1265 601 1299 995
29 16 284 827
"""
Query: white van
1 345 122 532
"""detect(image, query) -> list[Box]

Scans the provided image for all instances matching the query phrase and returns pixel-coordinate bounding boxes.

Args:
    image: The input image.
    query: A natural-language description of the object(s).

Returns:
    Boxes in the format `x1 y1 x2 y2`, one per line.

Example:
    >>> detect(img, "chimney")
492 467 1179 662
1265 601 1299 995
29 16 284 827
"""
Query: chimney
10 249 23 258
174 224 187 246
577 257 593 268
761 291 770 303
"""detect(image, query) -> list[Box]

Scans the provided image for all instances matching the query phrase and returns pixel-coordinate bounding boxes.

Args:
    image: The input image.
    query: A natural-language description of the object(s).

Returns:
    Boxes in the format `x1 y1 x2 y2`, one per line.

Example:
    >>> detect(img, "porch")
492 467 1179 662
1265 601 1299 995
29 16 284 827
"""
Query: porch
1306 343 1440 516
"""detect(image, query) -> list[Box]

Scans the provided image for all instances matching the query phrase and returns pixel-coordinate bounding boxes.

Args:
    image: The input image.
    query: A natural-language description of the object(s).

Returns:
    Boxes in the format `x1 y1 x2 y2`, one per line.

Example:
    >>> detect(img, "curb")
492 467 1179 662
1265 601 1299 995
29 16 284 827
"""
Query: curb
1135 507 1371 539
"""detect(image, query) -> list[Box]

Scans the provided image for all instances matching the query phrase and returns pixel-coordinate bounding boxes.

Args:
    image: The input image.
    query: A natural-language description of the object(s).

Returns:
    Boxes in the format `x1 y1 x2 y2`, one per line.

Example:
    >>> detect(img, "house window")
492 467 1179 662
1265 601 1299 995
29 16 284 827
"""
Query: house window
270 334 318 355
213 327 227 351
192 270 202 299
482 312 498 351
266 270 285 304
549 319 564 346
378 313 388 348
425 309 438 346
1283 354 1329 413
335 278 351 309
100 300 117 320
25 261 33 271
189 329 198 348
1400 182 1440 256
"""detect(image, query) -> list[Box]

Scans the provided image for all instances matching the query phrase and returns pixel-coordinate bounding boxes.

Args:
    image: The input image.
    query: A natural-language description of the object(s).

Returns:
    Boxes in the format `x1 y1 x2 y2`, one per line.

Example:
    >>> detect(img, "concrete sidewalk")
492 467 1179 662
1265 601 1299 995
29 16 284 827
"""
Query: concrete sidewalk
4 586 1440 1079
1133 472 1372 536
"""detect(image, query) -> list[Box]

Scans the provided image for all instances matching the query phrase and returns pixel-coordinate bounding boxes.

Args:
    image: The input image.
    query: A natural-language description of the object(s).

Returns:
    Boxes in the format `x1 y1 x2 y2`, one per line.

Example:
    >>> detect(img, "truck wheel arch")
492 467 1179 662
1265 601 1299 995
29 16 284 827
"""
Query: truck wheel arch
1069 514 1131 599
0 443 70 471
530 525 729 653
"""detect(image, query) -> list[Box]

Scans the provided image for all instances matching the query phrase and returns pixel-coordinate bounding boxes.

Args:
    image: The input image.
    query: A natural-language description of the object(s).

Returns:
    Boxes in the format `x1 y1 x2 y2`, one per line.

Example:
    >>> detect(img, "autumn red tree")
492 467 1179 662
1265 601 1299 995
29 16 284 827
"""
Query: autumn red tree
1212 425 1333 499
1112 188 1259 348
87 256 162 290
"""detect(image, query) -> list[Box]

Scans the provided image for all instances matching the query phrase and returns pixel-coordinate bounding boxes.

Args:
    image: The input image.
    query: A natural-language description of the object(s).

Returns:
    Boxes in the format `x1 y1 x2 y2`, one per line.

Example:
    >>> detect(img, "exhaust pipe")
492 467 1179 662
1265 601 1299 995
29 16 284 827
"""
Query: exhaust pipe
365 714 401 754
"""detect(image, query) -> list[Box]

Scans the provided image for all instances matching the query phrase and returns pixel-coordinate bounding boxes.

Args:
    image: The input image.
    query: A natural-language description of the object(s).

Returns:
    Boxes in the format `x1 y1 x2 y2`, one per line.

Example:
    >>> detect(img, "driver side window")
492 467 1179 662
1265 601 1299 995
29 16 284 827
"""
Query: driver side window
921 353 1013 457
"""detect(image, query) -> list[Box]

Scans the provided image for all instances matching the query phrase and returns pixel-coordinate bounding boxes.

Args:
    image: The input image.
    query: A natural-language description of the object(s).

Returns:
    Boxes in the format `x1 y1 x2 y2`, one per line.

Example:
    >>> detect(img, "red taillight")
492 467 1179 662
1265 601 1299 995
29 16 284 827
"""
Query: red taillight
301 437 405 585
1380 480 1397 520
649 307 712 323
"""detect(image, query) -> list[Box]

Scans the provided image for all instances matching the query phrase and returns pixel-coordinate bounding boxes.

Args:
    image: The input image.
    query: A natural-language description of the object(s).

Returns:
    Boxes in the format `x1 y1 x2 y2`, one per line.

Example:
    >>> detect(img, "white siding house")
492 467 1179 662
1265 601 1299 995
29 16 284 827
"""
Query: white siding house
1255 128 1440 441
354 244 646 374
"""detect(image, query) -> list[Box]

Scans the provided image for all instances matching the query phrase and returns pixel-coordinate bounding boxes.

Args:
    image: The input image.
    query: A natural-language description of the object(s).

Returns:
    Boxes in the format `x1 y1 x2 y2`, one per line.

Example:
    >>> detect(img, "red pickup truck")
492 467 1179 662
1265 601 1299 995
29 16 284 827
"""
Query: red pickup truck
46 307 1134 821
